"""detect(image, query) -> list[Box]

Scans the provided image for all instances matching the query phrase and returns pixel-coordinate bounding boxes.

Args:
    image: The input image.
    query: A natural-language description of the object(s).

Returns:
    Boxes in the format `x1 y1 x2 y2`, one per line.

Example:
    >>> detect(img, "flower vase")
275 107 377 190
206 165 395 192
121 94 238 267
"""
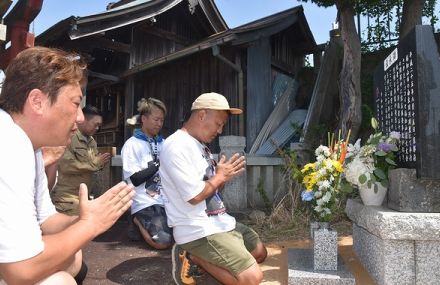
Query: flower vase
359 182 387 206
313 223 337 271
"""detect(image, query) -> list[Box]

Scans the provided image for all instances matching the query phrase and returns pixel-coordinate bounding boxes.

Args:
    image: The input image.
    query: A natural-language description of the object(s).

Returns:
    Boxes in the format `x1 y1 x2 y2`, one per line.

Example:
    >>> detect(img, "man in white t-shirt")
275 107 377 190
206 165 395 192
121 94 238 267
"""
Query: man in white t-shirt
160 92 267 285
0 47 134 285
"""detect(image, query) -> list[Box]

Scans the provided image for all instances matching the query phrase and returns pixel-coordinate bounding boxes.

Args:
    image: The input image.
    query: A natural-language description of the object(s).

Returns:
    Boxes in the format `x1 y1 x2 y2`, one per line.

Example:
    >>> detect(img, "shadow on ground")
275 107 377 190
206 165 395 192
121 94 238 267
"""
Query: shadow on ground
83 217 219 285
107 256 171 284
82 216 374 285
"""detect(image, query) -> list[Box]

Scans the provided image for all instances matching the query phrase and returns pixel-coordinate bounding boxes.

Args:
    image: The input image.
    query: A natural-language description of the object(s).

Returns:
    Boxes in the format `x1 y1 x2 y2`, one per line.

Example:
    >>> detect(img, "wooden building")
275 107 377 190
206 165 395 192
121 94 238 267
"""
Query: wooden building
36 0 317 152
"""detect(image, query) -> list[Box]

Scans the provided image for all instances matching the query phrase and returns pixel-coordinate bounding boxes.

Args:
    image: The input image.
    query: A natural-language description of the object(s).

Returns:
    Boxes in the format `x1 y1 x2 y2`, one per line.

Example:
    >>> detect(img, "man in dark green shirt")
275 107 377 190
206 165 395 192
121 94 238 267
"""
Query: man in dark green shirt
51 105 111 215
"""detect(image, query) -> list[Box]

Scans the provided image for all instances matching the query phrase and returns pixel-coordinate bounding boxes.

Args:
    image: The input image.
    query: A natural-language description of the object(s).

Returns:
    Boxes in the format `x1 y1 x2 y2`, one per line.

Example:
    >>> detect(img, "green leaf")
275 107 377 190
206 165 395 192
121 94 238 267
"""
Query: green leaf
385 157 397 166
390 145 398 152
380 180 389 188
369 136 381 145
374 183 378 193
374 168 386 180
375 150 387 156
340 181 354 193
359 174 367 184
367 180 372 188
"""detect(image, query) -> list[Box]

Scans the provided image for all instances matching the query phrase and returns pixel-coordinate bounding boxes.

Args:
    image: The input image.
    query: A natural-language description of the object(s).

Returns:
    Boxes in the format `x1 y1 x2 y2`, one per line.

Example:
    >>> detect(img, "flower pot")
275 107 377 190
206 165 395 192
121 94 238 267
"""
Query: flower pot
359 182 387 206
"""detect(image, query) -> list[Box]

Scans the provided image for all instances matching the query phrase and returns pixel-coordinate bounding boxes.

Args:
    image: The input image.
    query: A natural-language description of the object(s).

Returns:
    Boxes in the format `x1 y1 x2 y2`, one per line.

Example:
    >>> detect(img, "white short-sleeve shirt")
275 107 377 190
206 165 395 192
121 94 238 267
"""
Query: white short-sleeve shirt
0 109 57 263
121 135 164 214
159 130 235 244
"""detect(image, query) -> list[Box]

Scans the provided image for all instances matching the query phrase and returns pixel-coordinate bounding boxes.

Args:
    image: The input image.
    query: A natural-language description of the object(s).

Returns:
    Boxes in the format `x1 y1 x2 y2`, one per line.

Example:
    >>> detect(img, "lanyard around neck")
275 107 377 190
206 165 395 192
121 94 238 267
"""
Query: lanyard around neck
202 144 216 175
147 139 158 161
133 128 159 160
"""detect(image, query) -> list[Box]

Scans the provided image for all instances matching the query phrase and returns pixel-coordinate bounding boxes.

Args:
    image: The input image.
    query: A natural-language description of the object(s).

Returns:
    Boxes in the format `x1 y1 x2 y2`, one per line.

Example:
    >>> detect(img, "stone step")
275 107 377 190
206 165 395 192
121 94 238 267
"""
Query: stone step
288 248 355 285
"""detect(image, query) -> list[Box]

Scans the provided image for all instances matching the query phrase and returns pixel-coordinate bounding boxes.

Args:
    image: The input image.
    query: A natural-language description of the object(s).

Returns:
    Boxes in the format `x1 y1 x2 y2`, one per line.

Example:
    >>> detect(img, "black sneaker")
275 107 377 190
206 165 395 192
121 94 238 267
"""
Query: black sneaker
171 244 196 285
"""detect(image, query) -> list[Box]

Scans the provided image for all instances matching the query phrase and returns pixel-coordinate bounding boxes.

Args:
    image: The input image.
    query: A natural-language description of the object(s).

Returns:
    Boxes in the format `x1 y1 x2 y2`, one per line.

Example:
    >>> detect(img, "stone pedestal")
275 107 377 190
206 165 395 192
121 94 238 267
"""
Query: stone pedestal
346 199 440 285
288 249 355 285
388 168 440 212
288 223 353 285
219 136 247 210
313 228 338 271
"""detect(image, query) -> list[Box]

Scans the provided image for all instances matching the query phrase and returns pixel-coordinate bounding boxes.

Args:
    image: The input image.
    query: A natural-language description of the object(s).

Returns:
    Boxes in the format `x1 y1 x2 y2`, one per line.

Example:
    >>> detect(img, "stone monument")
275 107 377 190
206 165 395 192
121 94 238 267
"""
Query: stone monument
219 136 247 210
373 25 440 212
347 25 440 285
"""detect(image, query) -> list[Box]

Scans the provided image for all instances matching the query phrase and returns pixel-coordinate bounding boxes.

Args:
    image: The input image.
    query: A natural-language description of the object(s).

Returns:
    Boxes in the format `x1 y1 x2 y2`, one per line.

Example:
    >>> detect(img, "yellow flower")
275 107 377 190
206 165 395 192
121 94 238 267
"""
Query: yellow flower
301 163 315 173
332 160 343 173
303 173 317 191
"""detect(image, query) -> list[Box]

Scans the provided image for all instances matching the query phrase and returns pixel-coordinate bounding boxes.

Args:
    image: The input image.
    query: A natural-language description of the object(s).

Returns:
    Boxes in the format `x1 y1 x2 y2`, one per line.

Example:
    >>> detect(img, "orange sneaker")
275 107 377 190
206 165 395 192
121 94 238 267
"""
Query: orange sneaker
171 244 196 285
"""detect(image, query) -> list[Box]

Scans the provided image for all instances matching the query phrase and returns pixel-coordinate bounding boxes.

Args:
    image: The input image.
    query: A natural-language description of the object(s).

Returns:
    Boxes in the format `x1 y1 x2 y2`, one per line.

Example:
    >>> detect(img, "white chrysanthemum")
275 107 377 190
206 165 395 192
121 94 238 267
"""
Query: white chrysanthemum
315 146 331 157
321 191 332 203
345 155 373 187
318 180 331 190
316 154 326 162
318 168 327 177
314 205 323 213
314 191 323 198
316 198 324 206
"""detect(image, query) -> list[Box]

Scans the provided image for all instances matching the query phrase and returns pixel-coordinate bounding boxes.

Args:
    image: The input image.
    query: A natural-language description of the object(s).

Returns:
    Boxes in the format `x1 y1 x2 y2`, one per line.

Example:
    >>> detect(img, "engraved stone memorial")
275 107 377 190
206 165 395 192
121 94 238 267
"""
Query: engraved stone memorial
373 25 440 212
347 25 440 285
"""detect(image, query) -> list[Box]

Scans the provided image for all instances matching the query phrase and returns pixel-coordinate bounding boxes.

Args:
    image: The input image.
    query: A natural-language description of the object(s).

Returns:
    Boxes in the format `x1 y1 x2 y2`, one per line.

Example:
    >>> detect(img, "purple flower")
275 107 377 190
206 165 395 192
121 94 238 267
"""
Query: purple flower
377 142 394 152
301 191 315 201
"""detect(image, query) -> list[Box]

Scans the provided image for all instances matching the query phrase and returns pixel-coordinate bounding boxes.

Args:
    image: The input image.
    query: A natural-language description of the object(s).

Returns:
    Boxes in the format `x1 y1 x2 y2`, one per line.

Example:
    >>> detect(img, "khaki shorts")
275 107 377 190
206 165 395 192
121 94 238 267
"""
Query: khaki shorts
52 197 79 216
180 222 260 276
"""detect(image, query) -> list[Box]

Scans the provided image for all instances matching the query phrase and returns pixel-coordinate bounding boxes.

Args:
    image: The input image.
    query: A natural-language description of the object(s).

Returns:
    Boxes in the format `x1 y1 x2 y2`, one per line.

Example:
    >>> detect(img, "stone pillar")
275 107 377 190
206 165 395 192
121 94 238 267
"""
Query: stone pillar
313 227 338 271
219 136 247 211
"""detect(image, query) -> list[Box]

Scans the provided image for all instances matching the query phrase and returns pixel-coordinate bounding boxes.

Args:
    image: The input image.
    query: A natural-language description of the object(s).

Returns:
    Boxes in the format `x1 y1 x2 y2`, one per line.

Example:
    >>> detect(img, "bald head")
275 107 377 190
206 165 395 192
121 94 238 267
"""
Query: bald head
184 109 229 143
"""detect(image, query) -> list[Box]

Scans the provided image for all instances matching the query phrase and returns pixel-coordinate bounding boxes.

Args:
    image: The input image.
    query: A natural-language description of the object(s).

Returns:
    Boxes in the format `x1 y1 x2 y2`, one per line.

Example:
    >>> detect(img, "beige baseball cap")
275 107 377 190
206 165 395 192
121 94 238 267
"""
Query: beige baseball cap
191 92 242 114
